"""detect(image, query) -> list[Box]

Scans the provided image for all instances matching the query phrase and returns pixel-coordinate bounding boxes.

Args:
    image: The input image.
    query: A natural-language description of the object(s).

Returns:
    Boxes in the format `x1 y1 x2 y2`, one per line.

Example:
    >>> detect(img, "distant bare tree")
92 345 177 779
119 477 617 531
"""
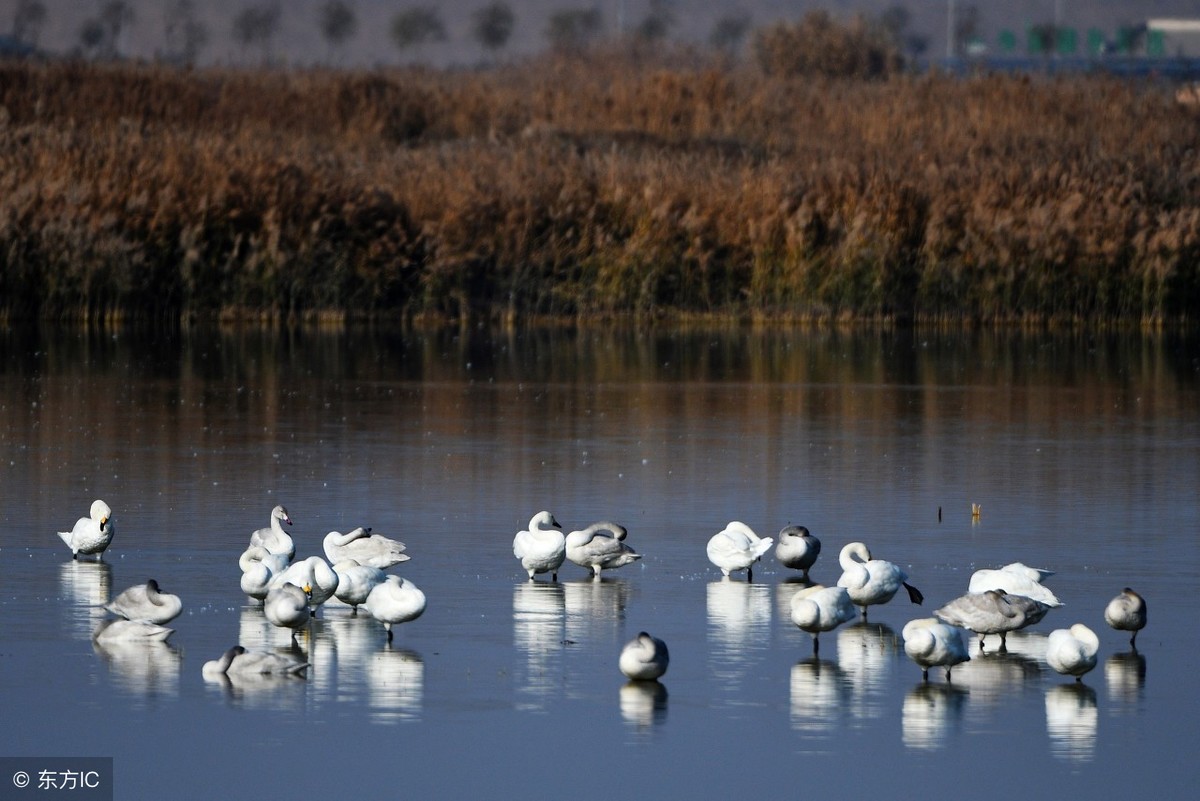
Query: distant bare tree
390 6 446 59
164 0 209 65
11 0 47 47
319 0 357 62
233 2 282 65
100 0 135 58
635 0 674 42
709 12 751 57
472 2 515 58
544 7 602 53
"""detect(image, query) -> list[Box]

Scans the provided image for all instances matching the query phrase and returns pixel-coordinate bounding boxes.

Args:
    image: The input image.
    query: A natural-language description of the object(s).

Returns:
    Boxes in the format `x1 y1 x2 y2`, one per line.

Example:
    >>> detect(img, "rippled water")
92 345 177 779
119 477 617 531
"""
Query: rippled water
1 326 1197 798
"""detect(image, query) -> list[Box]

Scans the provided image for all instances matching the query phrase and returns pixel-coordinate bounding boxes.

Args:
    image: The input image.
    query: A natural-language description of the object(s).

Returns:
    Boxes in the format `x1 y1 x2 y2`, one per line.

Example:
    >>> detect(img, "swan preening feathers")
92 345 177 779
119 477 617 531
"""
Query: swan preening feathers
902 618 971 682
58 499 114 560
775 525 821 580
513 511 567 581
1046 624 1100 682
105 579 183 625
836 542 924 619
789 584 857 654
707 521 773 581
566 521 641 578
323 527 409 570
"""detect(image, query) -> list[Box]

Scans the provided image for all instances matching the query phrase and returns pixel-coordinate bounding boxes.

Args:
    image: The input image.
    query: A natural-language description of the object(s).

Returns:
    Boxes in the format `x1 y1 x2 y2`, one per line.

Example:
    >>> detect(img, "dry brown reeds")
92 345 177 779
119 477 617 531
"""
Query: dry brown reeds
1 45 1197 326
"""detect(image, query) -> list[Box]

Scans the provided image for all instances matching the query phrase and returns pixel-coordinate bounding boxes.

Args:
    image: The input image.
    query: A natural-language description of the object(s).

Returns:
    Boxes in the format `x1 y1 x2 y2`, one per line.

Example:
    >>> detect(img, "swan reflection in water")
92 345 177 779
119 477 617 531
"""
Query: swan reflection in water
619 681 668 731
1105 650 1147 707
365 647 423 723
59 561 112 639
901 682 969 751
774 578 818 623
563 578 630 644
92 639 182 700
951 632 1046 708
512 582 566 711
789 658 851 736
835 622 900 722
1045 682 1098 763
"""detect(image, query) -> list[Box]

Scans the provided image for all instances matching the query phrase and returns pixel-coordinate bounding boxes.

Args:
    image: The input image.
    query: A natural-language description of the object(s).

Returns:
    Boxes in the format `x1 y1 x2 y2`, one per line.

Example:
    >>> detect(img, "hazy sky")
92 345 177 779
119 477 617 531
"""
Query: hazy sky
4 1 1199 66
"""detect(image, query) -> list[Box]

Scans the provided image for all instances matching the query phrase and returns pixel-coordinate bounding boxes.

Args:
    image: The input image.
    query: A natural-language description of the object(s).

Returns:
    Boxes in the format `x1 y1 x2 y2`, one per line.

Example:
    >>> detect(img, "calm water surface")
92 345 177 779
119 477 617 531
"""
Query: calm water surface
1 326 1198 799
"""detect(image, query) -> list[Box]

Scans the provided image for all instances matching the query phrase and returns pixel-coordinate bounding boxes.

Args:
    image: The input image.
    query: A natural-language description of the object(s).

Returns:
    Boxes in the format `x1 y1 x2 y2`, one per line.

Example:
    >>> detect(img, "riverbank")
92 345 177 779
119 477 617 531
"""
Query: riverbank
1 53 1197 327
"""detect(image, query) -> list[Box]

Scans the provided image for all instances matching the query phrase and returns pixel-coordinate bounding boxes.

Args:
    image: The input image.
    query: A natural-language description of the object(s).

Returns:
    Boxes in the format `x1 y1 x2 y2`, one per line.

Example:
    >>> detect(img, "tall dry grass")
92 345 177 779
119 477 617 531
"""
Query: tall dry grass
1 46 1197 326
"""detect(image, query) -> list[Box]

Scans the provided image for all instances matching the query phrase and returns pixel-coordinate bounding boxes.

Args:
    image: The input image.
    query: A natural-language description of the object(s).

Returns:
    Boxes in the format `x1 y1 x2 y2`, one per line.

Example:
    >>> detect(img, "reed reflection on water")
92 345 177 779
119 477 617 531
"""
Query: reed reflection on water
2 325 1196 798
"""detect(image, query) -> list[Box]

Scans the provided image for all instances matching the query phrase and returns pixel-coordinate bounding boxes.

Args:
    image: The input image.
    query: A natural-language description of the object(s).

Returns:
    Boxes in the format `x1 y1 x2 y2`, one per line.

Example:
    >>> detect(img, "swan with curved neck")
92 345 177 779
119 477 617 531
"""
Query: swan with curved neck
775 525 821 580
513 511 566 581
239 545 286 602
323 526 409 570
566 521 640 578
269 556 339 615
202 645 309 678
105 579 183 625
58 499 114 560
706 521 774 582
902 618 970 681
250 505 295 563
619 632 669 681
836 541 924 620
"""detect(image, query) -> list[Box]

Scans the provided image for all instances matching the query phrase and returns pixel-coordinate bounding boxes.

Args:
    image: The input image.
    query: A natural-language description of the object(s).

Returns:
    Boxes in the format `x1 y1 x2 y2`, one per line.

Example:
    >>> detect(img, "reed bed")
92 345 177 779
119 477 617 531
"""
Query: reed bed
1 51 1197 326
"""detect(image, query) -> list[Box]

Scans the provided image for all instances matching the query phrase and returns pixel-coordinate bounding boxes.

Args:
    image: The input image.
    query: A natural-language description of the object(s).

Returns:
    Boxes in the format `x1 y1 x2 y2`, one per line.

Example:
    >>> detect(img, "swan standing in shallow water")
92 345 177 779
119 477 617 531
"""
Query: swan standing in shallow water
323 527 409 570
789 584 857 654
105 579 182 625
58 499 114 560
250 505 295 563
836 541 924 619
1104 588 1147 648
365 575 427 642
202 645 309 678
513 511 566 581
566 521 641 578
707 522 774 582
264 582 311 640
92 618 173 644
332 559 387 613
269 556 340 615
968 562 1062 607
775 525 821 580
1046 623 1100 682
619 632 669 681
934 589 1052 651
902 618 971 681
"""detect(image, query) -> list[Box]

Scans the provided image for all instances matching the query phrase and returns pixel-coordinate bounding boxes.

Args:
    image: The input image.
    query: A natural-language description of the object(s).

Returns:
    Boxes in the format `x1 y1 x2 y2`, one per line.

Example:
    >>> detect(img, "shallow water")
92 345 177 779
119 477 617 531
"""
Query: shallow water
1 326 1198 798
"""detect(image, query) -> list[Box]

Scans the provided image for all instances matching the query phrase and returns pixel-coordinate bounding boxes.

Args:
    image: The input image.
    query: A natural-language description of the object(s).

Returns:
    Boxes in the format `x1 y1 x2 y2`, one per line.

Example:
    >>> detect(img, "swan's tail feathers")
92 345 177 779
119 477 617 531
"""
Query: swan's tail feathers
753 538 774 560
904 582 925 605
57 531 72 546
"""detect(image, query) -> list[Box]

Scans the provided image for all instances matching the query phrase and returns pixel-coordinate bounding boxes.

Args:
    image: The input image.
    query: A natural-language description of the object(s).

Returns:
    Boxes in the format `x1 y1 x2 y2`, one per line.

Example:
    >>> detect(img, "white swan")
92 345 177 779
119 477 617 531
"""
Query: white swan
92 618 173 644
268 556 339 614
789 584 856 654
201 645 309 678
1046 623 1100 682
238 545 286 602
365 575 427 641
706 521 773 581
566 521 641 578
323 526 409 569
902 618 971 681
332 559 387 613
619 631 669 681
968 562 1062 607
250 505 295 563
513 511 566 581
105 579 182 625
264 582 311 638
1104 587 1147 647
774 525 821 580
934 589 1052 651
57 499 114 560
836 541 924 619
